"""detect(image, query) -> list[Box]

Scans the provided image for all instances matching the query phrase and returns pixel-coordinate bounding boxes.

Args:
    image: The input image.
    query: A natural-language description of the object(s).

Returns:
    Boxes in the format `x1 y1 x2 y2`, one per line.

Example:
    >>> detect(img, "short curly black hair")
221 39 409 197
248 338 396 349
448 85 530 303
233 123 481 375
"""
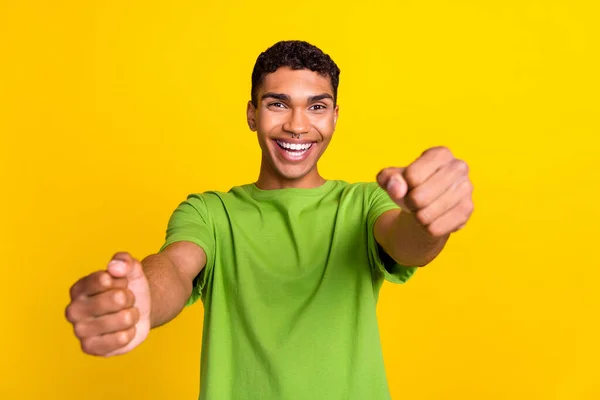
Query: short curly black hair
251 40 341 107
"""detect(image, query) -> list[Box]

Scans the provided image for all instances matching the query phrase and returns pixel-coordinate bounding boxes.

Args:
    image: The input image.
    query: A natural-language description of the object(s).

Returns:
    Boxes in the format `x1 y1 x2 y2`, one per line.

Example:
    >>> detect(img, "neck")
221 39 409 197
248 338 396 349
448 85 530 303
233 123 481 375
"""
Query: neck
255 158 326 190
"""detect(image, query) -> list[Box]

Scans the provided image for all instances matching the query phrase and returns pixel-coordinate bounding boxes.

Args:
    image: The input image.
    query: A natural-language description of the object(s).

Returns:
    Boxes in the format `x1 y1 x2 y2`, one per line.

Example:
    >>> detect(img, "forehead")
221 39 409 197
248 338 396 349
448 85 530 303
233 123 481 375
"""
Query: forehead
259 67 333 98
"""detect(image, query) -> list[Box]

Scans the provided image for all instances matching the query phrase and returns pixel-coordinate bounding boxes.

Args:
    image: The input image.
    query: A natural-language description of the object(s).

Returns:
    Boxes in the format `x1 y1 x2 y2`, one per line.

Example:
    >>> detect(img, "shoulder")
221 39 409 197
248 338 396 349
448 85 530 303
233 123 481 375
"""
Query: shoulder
185 184 252 201
180 184 256 211
338 181 384 199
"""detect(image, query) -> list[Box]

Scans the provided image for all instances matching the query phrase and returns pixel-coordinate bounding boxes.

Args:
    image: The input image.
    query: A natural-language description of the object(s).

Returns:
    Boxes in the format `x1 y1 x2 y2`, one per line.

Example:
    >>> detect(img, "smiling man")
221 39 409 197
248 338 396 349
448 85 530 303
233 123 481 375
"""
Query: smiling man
65 41 474 399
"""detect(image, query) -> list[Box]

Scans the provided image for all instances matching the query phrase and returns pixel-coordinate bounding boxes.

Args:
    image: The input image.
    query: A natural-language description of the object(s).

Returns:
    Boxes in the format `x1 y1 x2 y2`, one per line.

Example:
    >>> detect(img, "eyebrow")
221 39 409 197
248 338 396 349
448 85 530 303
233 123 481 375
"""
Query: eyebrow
261 92 334 103
262 92 291 102
308 93 334 103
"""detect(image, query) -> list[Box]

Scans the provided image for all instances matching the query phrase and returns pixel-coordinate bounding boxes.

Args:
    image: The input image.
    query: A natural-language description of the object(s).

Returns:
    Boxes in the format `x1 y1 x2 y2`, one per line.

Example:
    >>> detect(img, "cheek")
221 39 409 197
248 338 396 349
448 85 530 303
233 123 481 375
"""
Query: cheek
258 119 281 137
314 117 335 137
258 108 285 125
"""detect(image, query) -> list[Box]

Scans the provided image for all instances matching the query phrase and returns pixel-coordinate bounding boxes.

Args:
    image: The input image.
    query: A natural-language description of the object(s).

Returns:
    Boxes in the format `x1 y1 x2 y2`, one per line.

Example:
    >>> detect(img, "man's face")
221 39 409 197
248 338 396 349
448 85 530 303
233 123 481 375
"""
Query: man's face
247 67 339 182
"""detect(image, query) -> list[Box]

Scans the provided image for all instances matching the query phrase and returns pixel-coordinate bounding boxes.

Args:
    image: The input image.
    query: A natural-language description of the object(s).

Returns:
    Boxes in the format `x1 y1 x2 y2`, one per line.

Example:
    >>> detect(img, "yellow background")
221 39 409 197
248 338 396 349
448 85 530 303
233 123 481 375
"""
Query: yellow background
1 1 599 399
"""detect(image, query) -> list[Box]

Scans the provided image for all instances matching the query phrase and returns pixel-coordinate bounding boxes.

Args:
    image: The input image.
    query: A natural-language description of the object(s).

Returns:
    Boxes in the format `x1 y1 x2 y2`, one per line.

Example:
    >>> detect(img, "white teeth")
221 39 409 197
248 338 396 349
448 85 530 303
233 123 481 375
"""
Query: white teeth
285 149 307 156
276 140 313 151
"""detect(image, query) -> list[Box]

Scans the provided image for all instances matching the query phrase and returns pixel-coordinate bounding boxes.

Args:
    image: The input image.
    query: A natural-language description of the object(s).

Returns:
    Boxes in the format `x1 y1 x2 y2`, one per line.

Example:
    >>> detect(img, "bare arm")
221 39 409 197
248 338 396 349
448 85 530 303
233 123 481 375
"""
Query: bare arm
66 241 206 357
375 209 448 267
375 147 474 268
143 241 207 328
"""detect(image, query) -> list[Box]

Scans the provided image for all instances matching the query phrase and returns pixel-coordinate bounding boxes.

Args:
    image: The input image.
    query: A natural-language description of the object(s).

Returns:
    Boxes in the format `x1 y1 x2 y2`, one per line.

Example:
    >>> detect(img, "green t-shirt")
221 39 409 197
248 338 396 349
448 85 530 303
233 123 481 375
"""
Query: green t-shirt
160 180 417 400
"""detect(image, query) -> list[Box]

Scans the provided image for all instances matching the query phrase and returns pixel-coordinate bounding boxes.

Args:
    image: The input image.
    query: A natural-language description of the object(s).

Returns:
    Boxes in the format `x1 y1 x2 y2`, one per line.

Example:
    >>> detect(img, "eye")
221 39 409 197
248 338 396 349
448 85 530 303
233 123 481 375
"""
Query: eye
268 102 286 109
310 104 327 111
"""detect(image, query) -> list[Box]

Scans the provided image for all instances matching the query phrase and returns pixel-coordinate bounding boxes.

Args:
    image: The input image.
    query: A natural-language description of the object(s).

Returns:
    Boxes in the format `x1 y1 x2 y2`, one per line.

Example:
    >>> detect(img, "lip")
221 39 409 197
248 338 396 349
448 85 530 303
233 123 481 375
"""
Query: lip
272 139 316 162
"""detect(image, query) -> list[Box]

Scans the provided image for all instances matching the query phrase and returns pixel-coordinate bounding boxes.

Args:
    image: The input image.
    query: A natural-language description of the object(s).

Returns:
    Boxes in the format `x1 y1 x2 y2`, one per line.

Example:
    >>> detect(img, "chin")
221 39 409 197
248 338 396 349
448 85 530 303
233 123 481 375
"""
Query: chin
274 163 315 181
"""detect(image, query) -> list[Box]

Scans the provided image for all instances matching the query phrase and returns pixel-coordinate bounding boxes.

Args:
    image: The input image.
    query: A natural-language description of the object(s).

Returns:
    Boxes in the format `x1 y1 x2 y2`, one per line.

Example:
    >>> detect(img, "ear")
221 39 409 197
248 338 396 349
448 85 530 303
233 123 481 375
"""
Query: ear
333 104 339 128
247 101 257 131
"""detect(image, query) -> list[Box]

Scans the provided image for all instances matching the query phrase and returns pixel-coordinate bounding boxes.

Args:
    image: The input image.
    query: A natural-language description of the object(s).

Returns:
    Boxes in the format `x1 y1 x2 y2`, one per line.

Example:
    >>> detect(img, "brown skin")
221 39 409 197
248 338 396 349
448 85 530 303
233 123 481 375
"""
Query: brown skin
375 147 474 267
65 67 473 357
247 67 339 189
65 243 205 357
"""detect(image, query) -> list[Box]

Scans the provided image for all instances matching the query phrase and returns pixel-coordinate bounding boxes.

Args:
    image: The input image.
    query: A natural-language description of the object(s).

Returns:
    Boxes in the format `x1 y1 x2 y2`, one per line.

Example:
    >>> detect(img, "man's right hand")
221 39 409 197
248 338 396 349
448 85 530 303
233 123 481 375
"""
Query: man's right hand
65 252 151 357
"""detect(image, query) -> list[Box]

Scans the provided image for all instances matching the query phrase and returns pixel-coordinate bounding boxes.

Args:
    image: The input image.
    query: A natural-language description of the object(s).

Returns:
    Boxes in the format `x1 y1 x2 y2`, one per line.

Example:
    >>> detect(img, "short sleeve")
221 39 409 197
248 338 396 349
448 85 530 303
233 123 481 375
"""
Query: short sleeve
159 194 215 305
365 182 417 284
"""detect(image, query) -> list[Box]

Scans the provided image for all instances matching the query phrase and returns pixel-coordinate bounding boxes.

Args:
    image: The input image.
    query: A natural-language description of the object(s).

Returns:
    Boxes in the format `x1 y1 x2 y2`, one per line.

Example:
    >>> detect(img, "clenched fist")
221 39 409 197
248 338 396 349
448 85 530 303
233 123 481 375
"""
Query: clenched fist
377 146 474 237
65 252 151 357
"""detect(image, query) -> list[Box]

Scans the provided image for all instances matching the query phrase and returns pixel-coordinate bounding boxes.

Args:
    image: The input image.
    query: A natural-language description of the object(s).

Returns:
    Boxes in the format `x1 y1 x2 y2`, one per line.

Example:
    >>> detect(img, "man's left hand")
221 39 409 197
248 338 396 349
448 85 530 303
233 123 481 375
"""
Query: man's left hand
376 146 474 238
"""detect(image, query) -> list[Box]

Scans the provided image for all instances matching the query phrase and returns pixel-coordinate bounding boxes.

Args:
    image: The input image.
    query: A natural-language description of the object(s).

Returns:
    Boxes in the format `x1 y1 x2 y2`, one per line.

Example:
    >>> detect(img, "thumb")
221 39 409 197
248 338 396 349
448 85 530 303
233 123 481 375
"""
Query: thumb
377 167 408 203
107 252 144 280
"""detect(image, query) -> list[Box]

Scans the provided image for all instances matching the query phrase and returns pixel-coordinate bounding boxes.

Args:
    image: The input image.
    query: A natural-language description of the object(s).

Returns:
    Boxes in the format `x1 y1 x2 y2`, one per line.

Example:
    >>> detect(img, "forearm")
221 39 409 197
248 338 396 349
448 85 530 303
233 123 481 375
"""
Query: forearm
141 253 193 328
383 210 449 267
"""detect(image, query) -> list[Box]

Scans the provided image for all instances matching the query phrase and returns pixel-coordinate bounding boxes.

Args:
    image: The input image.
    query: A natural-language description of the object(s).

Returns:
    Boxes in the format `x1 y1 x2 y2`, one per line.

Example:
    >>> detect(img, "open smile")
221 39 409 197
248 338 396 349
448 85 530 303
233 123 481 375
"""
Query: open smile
273 139 316 161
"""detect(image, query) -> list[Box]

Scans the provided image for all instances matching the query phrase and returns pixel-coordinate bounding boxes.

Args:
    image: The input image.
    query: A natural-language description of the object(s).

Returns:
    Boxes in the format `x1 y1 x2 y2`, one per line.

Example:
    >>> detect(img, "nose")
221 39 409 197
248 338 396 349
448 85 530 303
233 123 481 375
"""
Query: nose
283 108 310 136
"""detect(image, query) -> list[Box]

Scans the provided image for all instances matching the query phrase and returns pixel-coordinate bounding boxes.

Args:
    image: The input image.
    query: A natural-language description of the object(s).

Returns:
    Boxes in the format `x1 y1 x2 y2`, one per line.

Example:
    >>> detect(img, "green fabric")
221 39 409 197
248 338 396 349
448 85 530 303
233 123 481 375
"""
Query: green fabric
160 180 417 400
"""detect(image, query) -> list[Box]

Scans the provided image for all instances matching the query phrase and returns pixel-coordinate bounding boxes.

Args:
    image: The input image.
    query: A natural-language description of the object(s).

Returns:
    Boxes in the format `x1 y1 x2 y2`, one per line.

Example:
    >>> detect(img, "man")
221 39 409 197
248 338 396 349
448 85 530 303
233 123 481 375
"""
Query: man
65 40 473 399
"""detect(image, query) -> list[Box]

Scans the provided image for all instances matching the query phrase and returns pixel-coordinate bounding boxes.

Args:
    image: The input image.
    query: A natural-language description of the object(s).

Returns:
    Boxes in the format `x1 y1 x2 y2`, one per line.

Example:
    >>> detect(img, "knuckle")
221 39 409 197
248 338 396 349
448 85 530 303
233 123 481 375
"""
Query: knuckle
80 338 96 355
425 224 438 237
406 190 426 209
407 190 421 206
462 201 475 216
403 167 420 187
415 209 431 226
464 179 474 192
93 271 110 287
117 330 132 345
452 159 469 173
426 146 452 158
70 275 88 299
65 304 77 322
123 289 135 307
439 146 452 156
73 322 87 338
456 179 472 193
113 290 127 306
426 223 444 238
122 310 133 326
